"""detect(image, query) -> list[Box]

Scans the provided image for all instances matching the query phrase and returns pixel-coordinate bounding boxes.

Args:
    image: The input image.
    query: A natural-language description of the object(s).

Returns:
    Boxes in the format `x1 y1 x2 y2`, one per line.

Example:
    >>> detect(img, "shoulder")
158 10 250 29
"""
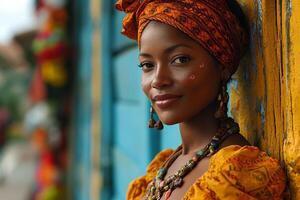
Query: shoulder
185 145 287 200
127 148 174 200
209 145 286 199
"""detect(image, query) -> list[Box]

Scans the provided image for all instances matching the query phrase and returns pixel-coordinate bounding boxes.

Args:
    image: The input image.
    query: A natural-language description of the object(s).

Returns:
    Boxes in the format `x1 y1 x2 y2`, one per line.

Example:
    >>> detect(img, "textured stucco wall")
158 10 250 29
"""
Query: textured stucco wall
230 1 300 199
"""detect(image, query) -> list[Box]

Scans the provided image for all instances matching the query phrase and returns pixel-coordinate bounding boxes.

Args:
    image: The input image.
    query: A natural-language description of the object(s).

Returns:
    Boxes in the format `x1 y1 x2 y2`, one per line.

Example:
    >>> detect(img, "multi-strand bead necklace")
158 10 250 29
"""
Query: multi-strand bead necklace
144 118 240 200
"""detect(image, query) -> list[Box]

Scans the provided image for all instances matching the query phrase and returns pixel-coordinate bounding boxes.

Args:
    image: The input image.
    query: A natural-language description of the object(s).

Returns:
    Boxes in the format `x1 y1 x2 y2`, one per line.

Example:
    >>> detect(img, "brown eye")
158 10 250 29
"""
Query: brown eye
172 56 191 64
138 62 154 71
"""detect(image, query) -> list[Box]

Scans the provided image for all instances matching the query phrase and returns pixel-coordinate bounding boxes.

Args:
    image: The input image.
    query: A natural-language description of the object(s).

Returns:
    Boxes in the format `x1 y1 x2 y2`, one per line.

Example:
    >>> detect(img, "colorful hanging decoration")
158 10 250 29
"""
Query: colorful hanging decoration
29 1 70 199
33 0 69 89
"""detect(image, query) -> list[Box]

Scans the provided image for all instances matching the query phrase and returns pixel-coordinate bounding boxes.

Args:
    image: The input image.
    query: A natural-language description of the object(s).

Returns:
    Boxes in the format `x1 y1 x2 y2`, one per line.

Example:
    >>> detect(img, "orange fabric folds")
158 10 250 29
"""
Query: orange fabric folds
115 0 249 76
126 145 287 200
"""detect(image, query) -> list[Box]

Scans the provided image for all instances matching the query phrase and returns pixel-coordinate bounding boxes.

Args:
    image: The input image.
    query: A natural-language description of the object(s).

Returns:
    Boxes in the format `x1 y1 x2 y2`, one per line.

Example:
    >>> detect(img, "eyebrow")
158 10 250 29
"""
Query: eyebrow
139 44 193 57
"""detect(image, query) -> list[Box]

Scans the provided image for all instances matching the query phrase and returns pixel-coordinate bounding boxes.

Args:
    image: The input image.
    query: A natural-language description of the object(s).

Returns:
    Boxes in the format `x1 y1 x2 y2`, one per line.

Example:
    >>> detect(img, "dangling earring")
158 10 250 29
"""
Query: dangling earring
148 105 164 130
214 81 241 135
214 82 229 120
154 120 163 130
148 106 156 128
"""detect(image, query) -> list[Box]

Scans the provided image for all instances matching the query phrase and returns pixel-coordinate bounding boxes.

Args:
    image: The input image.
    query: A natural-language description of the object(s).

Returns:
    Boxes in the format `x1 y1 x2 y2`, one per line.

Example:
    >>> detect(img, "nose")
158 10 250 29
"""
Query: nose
151 64 172 89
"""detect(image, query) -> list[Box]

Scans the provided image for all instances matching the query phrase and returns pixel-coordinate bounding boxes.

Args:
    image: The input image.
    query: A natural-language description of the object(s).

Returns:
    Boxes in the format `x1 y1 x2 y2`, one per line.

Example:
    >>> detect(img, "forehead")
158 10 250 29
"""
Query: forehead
140 21 196 50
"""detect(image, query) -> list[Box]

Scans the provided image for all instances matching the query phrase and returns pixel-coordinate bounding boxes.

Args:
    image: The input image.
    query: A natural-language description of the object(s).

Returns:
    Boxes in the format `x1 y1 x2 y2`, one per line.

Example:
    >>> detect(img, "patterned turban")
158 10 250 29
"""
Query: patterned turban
115 0 249 77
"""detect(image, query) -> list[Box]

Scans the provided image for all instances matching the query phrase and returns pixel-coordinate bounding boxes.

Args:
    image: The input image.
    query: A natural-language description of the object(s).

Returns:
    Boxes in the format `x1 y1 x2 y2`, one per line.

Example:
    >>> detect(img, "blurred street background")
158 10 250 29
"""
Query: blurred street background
0 0 73 199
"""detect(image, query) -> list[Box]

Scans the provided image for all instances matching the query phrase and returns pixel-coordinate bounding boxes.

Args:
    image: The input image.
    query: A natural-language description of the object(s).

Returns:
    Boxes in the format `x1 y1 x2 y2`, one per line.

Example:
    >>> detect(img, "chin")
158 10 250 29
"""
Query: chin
161 120 178 126
158 113 183 125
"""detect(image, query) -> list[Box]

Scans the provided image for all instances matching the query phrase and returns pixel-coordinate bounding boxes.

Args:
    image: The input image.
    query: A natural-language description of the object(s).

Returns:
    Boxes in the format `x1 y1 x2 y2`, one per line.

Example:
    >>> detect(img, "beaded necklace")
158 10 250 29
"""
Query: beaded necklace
143 118 240 200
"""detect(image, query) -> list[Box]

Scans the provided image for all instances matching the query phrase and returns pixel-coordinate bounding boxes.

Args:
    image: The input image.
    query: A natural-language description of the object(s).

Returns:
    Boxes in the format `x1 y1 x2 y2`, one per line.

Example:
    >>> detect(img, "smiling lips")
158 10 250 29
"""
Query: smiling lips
153 94 182 109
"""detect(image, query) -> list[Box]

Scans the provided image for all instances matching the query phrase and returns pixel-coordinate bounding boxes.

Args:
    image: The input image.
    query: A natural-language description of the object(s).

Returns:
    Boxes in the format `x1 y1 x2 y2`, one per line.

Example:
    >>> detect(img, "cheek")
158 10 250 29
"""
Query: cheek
180 65 212 91
180 72 202 90
141 75 152 98
185 64 206 82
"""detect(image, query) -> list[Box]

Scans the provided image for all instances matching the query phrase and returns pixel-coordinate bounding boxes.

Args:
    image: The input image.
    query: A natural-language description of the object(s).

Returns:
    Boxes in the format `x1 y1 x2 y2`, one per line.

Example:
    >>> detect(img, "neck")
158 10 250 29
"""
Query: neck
179 102 219 155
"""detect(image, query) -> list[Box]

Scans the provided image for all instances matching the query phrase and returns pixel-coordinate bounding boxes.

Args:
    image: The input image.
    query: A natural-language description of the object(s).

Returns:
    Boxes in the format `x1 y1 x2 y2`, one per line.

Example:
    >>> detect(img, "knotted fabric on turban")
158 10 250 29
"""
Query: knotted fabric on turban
115 0 249 77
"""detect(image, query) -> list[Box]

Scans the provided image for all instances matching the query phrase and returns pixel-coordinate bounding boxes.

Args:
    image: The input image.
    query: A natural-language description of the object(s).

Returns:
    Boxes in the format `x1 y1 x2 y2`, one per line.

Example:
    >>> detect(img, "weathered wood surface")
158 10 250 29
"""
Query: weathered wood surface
230 1 300 199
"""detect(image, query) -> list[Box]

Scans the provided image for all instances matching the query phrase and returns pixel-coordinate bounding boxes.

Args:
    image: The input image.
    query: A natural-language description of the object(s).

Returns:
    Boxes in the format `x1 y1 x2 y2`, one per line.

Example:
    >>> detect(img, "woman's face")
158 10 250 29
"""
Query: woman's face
139 21 222 125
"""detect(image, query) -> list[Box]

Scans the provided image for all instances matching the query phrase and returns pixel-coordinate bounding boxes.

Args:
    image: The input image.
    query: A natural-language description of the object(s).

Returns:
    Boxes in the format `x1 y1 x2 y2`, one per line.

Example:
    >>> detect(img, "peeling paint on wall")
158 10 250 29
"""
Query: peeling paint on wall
230 0 300 199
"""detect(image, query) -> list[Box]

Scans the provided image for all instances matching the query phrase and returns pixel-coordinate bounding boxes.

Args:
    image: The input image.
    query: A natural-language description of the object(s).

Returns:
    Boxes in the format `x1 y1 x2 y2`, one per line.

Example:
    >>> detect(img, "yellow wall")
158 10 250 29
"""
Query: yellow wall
231 1 300 199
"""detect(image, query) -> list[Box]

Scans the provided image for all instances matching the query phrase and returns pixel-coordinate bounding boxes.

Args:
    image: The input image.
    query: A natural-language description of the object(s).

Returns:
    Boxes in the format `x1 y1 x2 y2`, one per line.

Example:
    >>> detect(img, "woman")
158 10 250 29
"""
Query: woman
116 0 287 199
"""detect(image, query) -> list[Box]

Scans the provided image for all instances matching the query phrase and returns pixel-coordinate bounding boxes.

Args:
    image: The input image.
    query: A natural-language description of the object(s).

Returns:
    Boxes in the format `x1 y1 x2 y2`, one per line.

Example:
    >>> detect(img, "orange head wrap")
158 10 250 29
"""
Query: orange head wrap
115 0 249 78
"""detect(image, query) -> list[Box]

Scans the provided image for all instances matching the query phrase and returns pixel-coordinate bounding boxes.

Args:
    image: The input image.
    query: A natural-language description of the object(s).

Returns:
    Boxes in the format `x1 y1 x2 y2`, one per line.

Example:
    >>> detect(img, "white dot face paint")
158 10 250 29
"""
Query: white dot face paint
188 64 205 81
199 64 205 69
189 74 196 80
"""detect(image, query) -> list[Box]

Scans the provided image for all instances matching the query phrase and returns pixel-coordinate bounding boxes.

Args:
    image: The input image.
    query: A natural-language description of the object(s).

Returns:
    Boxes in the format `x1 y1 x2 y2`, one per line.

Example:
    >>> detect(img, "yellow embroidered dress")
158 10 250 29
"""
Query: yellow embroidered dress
127 145 286 200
